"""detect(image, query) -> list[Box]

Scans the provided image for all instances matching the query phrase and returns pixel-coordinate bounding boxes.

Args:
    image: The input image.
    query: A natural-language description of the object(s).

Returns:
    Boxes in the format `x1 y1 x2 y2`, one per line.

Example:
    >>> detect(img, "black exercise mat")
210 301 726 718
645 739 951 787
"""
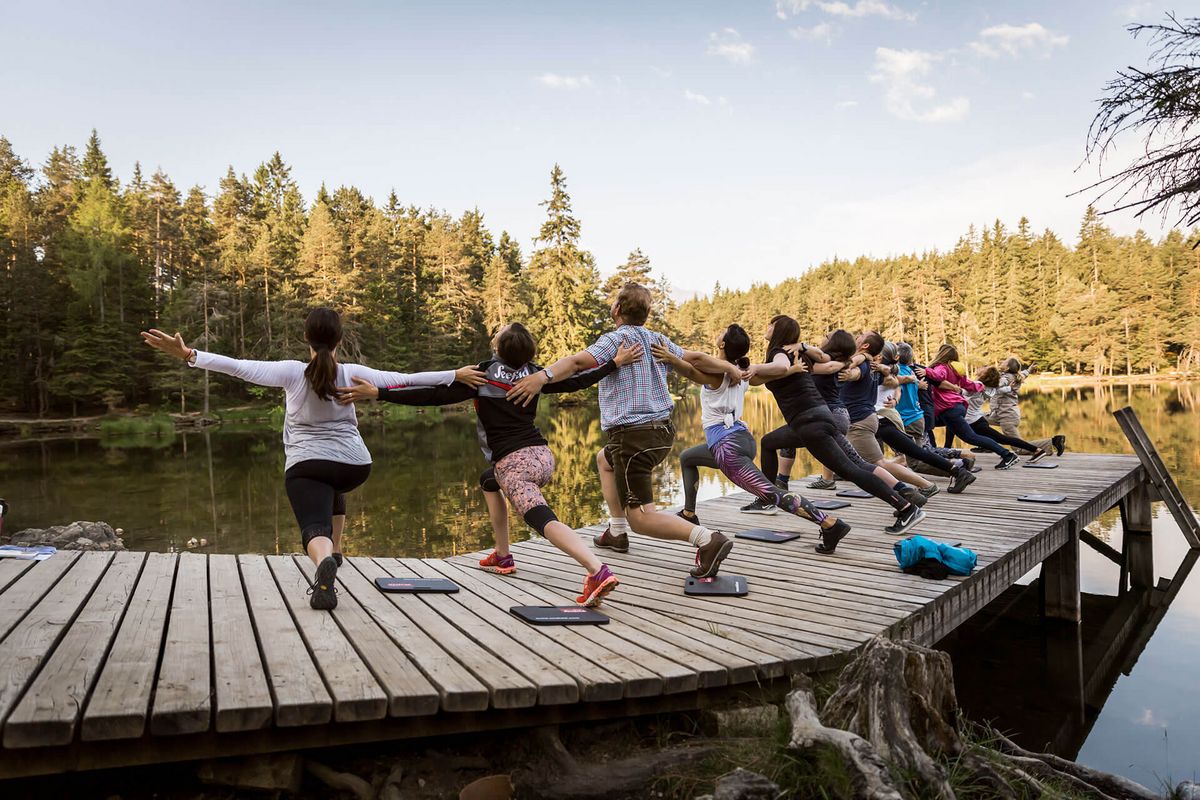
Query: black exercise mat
375 577 460 593
835 488 872 498
1018 494 1066 504
1023 462 1059 469
509 606 610 625
684 575 749 596
810 499 851 510
735 528 801 543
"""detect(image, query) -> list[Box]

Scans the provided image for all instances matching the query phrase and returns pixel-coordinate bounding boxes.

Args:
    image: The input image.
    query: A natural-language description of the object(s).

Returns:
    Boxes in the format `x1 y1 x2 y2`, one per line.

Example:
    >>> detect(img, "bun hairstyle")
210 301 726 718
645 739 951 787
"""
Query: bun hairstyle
822 329 857 362
766 315 801 358
722 324 752 369
496 322 538 369
880 341 898 364
304 307 343 401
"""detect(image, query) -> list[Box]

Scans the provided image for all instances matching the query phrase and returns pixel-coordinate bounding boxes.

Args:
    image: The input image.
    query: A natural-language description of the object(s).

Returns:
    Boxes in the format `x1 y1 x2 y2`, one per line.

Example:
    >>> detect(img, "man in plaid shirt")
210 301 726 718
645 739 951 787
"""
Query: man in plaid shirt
507 284 733 578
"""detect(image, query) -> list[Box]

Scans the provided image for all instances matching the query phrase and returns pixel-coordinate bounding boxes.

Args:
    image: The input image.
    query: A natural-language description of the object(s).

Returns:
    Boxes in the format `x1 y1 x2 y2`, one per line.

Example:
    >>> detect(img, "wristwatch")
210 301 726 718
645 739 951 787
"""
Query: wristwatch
542 367 554 381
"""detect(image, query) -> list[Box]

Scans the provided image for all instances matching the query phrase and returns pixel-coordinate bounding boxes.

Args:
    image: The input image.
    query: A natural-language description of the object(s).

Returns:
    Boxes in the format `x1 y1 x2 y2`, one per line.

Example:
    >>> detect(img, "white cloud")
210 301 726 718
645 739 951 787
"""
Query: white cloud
1022 91 1035 100
791 22 835 44
684 90 712 105
870 47 969 123
707 28 756 64
835 99 859 110
1119 2 1153 21
651 66 673 79
776 0 913 21
970 23 1069 59
537 73 593 90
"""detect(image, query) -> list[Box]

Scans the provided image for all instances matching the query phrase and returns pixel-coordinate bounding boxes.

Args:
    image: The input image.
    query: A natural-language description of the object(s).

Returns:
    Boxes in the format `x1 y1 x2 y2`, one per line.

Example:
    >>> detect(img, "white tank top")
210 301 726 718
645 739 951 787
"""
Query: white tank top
700 373 748 431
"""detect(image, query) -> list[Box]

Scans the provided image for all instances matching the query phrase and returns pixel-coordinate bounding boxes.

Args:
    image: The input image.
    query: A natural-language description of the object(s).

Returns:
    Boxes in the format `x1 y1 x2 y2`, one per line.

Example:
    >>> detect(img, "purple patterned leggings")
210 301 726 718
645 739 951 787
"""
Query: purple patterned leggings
680 429 827 527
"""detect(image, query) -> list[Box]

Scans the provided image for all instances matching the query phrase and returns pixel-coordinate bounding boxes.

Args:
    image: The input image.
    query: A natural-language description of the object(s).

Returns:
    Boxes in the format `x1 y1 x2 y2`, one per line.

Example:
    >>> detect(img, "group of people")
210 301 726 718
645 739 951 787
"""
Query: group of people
142 283 1064 611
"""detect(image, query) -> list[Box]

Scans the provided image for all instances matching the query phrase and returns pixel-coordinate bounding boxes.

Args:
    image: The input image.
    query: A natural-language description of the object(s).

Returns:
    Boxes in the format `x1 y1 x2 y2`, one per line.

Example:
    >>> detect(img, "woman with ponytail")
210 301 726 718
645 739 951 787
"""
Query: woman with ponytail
654 324 851 550
142 307 485 610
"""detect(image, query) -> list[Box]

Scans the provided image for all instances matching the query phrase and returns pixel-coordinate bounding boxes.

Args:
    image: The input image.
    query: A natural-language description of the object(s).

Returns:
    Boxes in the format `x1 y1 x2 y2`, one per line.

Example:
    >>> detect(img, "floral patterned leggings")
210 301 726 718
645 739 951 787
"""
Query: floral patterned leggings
494 445 556 516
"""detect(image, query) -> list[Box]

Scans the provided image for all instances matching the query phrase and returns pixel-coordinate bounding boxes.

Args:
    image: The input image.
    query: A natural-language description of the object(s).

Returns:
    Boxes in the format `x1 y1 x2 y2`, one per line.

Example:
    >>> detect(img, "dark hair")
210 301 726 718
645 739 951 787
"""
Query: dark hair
1003 357 1023 374
861 331 885 357
821 329 856 361
496 322 537 368
721 324 751 369
304 307 343 401
766 315 801 357
930 343 959 369
978 366 1001 388
616 283 653 326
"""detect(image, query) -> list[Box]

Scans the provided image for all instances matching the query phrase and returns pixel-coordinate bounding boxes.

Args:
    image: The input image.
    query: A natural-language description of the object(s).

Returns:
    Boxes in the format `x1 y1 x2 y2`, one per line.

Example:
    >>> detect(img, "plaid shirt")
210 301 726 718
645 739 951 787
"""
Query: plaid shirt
585 325 683 430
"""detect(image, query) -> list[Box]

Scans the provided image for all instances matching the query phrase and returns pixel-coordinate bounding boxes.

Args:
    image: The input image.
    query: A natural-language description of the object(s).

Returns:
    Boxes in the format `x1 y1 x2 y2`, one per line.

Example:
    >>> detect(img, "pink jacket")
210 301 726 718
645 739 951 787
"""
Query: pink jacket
925 363 984 416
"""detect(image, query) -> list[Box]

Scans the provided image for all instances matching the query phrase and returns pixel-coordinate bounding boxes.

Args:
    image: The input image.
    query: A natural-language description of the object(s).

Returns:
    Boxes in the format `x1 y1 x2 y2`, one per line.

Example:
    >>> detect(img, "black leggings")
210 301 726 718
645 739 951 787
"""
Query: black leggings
761 421 907 512
876 416 956 473
969 418 1039 453
939 404 1010 457
284 459 372 548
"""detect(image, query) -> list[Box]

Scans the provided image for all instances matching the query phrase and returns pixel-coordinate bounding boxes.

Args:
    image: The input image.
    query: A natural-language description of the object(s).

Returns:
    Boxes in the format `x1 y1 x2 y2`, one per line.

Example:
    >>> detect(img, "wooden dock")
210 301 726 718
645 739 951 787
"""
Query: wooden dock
0 442 1183 779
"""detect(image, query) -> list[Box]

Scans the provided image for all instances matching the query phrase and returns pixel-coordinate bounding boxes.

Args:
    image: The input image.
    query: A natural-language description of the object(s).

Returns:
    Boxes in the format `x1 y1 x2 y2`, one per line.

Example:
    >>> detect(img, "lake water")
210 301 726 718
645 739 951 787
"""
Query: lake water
3 382 1199 788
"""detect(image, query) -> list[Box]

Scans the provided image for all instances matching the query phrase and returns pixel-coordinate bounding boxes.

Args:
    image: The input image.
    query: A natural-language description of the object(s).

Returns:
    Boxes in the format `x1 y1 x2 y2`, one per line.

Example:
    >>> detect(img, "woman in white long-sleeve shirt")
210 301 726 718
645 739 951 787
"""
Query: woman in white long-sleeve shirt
142 307 485 610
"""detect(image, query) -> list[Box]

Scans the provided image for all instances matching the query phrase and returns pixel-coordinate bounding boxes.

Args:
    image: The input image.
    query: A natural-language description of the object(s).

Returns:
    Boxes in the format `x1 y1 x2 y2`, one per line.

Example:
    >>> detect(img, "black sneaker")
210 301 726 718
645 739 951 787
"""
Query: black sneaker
691 532 733 578
970 447 988 453
896 484 928 508
740 496 778 515
308 556 339 610
884 505 925 535
948 467 976 494
774 476 790 493
918 484 940 499
677 509 700 525
1052 435 1066 457
996 452 1020 470
593 527 630 553
332 552 344 568
815 519 851 555
1028 448 1048 464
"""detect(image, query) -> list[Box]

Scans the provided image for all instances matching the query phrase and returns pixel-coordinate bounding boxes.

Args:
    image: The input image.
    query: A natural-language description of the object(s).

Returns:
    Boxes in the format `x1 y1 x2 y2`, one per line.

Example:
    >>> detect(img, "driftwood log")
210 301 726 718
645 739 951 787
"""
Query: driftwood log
786 636 1159 800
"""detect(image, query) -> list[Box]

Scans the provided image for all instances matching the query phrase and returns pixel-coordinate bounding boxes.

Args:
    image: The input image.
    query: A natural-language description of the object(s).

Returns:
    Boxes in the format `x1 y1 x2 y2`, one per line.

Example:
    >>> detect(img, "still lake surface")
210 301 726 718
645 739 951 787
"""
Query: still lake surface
3 383 1199 787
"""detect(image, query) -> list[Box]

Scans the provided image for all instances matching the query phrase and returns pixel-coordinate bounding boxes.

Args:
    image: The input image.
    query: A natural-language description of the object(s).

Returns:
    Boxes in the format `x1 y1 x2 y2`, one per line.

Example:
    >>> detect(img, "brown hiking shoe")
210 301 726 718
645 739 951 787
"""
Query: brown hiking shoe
690 531 733 578
593 526 630 553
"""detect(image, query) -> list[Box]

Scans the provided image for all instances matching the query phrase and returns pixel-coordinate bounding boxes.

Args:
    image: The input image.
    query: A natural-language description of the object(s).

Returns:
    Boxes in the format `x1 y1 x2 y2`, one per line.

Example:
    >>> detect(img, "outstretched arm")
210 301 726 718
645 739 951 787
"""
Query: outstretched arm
507 350 599 407
544 341 643 393
653 344 725 389
681 350 742 385
141 328 298 388
744 351 796 386
336 376 477 406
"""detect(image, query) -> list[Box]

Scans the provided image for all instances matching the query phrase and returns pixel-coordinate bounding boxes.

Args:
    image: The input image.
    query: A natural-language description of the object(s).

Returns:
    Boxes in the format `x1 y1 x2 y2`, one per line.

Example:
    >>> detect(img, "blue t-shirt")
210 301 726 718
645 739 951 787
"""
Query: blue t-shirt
896 364 923 424
839 361 878 423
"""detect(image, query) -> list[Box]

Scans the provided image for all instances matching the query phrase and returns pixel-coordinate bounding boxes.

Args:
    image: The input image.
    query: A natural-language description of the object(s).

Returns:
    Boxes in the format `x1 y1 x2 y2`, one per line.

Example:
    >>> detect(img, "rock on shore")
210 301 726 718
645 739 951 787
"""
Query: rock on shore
7 521 125 551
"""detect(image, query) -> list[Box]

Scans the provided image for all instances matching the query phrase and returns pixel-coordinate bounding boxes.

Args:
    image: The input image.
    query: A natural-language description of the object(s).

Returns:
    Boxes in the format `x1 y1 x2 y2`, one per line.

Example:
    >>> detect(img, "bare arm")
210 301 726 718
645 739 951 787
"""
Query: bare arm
506 350 600 407
655 345 725 389
682 350 742 384
744 352 795 385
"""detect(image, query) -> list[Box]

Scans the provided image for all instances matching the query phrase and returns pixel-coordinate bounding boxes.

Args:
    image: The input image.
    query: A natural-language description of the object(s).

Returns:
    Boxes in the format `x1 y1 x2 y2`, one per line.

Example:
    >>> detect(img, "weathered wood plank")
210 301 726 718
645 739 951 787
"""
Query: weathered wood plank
237 555 332 727
266 556 387 723
0 559 34 595
0 552 111 729
209 553 273 733
0 552 81 643
292 556 440 718
82 552 177 740
4 552 145 747
151 552 211 735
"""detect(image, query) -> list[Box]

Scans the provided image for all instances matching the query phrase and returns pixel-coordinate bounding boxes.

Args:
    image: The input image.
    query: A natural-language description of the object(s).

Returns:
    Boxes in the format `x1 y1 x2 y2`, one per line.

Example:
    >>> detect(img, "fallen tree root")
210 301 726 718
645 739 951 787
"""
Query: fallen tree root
993 732 1160 800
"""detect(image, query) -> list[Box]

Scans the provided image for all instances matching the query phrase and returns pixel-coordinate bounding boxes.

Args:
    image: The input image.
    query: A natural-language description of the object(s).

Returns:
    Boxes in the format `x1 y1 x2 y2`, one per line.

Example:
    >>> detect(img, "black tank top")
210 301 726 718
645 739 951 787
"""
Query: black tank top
764 348 832 424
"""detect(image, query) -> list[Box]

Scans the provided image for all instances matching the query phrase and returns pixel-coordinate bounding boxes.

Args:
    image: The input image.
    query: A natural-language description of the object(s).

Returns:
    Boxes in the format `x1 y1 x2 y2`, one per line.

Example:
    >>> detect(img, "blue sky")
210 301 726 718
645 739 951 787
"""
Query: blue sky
0 0 1179 295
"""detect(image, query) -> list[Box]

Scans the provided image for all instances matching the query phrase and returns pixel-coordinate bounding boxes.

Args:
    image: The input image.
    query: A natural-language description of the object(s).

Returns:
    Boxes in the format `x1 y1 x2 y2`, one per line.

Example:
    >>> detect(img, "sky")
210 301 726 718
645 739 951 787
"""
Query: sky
0 0 1185 296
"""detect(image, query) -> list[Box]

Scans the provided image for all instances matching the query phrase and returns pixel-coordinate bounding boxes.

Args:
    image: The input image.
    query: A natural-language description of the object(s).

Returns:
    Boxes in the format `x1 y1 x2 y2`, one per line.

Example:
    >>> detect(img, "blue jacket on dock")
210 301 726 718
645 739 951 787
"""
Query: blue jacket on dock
894 535 977 577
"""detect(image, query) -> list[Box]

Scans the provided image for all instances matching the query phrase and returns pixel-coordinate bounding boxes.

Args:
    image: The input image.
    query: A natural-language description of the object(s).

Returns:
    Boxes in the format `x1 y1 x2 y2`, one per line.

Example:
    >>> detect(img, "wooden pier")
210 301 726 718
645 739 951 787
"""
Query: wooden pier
0 409 1195 780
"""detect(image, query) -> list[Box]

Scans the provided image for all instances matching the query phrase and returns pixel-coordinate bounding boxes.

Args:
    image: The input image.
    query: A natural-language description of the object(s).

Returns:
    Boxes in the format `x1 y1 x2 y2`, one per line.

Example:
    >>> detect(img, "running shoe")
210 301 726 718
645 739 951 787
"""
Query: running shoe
740 497 778 515
815 519 851 555
1052 435 1067 457
774 476 790 493
575 564 619 607
896 484 928 507
806 477 838 491
691 531 733 578
884 505 925 535
478 551 516 574
948 467 976 494
593 527 630 553
332 552 344 568
677 509 701 525
308 556 338 611
1028 448 1049 464
918 484 940 499
996 452 1020 470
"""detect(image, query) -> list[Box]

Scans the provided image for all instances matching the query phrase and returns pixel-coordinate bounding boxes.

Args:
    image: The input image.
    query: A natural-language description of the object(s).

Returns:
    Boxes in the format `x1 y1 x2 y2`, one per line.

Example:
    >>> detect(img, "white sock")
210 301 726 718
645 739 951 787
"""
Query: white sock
688 525 713 548
609 518 629 536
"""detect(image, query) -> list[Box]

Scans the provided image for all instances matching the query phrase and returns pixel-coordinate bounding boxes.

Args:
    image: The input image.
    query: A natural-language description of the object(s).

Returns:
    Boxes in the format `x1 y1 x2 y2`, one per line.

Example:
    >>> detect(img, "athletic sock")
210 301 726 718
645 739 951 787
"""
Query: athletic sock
778 471 791 481
688 525 713 548
609 518 629 537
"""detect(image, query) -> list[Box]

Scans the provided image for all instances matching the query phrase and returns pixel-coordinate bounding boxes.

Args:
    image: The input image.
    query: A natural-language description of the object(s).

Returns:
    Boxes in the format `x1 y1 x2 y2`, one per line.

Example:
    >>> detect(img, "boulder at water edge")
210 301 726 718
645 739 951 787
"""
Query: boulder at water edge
8 521 125 551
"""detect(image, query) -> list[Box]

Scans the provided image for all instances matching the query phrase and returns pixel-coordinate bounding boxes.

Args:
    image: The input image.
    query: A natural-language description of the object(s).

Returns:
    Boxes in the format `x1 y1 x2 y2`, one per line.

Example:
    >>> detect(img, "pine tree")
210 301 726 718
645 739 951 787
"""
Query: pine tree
81 129 115 191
